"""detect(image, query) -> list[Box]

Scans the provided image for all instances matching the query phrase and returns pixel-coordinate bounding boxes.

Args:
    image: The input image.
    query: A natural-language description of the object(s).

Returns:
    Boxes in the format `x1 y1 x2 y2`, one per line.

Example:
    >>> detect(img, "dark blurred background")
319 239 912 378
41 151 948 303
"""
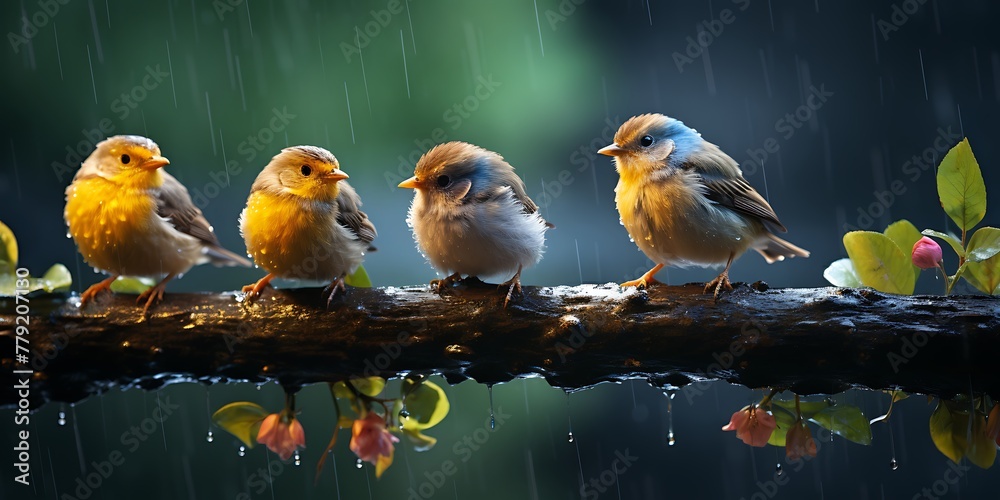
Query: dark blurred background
2 0 999 498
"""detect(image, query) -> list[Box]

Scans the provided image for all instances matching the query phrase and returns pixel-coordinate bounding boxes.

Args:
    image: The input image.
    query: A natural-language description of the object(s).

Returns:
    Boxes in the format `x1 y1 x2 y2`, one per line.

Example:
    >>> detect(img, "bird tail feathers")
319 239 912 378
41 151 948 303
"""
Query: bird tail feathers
205 245 252 267
754 234 810 264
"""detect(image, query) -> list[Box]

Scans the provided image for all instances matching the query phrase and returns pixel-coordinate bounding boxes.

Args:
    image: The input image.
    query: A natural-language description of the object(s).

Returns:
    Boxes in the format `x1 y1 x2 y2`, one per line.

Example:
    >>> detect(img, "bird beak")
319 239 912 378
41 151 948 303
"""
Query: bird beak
398 176 420 189
598 143 625 157
322 170 349 182
140 155 170 170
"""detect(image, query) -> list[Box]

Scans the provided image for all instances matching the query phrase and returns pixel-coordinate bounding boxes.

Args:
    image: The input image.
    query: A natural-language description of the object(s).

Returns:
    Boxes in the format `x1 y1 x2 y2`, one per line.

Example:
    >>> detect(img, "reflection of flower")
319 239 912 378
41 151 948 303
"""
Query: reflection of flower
988 404 1000 447
350 412 399 465
785 420 817 460
256 412 305 460
912 237 943 270
722 405 776 447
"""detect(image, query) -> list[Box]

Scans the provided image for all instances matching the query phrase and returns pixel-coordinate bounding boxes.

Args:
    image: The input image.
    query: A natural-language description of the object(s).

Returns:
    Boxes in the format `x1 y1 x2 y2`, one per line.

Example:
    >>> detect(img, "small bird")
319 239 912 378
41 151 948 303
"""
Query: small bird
598 113 808 299
239 146 376 306
65 135 251 314
398 141 549 306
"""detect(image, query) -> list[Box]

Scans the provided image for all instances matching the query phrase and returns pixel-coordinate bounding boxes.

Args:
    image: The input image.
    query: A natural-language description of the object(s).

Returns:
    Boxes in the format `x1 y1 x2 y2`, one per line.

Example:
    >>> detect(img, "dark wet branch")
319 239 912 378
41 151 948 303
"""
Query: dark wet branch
2 281 998 409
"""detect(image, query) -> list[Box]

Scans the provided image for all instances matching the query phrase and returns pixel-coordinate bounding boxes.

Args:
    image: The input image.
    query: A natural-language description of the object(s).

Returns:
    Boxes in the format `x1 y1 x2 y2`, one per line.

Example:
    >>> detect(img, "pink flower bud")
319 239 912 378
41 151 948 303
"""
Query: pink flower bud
911 237 943 269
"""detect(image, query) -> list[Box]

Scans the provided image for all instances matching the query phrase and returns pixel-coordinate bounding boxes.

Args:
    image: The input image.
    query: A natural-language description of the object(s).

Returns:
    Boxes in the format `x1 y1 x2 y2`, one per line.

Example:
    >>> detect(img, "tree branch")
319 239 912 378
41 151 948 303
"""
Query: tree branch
2 281 998 409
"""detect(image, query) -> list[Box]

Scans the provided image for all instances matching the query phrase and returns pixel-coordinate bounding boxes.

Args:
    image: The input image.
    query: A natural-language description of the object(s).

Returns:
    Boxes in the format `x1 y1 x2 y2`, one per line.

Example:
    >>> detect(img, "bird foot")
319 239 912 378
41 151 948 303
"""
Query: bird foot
241 274 274 306
430 273 462 293
620 264 665 290
704 272 733 302
137 282 168 316
322 278 347 308
79 276 117 308
499 274 523 309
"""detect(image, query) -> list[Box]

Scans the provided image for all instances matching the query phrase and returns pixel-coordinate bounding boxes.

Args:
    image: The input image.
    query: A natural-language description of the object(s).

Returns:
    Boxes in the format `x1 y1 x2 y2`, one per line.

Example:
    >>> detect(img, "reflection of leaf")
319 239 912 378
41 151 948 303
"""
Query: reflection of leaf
937 138 986 232
344 265 372 288
930 399 998 468
333 377 386 398
810 405 872 445
967 227 1000 263
0 220 16 272
212 402 269 448
884 220 923 282
771 398 831 419
823 258 862 288
922 229 966 259
110 276 155 294
401 380 450 431
843 232 916 295
767 406 797 447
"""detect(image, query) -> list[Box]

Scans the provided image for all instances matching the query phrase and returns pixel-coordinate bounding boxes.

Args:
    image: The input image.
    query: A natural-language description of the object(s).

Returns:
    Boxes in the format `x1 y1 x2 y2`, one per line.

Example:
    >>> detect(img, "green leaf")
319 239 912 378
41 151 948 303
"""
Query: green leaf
332 377 386 398
884 220 923 282
809 405 872 445
400 380 450 431
771 398 832 419
344 265 372 288
0 220 16 272
401 428 439 452
965 252 1000 295
967 227 1000 263
212 402 269 448
843 231 916 295
110 276 155 294
766 406 797 447
823 258 862 288
937 138 987 232
37 264 72 292
967 411 998 469
922 230 966 259
929 400 965 463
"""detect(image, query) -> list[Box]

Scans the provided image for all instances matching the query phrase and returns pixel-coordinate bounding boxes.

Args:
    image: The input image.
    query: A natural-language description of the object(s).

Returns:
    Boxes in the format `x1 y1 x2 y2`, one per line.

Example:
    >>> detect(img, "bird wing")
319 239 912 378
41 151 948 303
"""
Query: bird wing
154 173 252 266
335 182 378 249
698 174 787 233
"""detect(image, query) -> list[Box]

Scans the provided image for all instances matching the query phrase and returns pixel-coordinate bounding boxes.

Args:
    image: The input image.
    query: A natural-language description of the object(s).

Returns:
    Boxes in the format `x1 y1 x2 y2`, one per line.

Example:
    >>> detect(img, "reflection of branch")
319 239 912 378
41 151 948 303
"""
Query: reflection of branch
2 282 999 409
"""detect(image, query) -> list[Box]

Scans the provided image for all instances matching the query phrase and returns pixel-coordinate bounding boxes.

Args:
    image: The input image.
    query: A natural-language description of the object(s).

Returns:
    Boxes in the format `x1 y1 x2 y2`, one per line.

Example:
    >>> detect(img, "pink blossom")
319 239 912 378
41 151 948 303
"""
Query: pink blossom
350 412 399 465
785 420 817 461
256 413 305 460
912 237 943 270
722 405 776 447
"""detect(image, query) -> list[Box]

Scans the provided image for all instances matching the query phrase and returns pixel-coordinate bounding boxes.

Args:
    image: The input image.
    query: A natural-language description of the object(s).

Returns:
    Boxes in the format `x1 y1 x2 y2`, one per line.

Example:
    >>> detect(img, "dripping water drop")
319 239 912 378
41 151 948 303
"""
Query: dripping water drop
776 463 783 476
567 432 575 443
356 458 363 469
206 430 214 443
238 445 246 457
488 384 495 430
294 450 301 466
890 458 899 470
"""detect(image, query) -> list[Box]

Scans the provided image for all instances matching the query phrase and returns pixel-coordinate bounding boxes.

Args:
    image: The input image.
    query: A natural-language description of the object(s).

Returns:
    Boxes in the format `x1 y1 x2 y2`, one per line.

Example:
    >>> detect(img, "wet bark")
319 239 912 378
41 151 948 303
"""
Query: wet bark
2 281 998 409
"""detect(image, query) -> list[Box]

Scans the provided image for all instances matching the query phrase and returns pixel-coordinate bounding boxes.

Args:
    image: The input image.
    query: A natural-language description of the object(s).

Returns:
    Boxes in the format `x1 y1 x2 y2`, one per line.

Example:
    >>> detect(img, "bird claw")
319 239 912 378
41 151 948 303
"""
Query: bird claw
241 274 274 306
322 278 347 308
79 276 117 308
430 273 462 293
499 266 524 309
704 272 733 302
137 283 167 316
619 276 661 290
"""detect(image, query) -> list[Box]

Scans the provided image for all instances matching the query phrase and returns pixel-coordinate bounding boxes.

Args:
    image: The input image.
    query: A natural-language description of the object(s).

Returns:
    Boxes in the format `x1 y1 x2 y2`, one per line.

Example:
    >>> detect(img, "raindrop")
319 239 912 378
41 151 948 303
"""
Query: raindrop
488 384 495 430
567 432 575 443
667 431 676 446
294 450 301 466
238 445 246 457
665 390 676 446
66 231 72 239
256 384 262 391
775 463 783 476
356 458 363 469
565 392 575 444
205 430 214 443
890 458 899 470
58 404 67 426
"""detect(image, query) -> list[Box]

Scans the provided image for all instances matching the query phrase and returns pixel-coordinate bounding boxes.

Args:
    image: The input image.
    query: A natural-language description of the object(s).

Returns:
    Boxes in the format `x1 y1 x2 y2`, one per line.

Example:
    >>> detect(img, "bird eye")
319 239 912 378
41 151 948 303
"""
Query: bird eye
436 175 450 187
120 154 131 164
300 165 311 176
640 135 654 148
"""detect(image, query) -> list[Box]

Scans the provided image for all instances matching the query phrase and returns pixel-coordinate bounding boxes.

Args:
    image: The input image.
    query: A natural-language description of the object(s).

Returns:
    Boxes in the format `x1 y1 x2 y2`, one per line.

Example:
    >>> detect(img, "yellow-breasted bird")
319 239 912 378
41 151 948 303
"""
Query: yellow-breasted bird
239 146 376 306
65 135 251 314
599 114 808 299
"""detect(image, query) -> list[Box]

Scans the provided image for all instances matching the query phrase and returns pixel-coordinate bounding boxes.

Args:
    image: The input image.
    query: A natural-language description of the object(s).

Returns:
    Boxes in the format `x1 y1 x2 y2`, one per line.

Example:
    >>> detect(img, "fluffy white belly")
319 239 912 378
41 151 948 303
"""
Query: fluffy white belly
408 193 546 279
